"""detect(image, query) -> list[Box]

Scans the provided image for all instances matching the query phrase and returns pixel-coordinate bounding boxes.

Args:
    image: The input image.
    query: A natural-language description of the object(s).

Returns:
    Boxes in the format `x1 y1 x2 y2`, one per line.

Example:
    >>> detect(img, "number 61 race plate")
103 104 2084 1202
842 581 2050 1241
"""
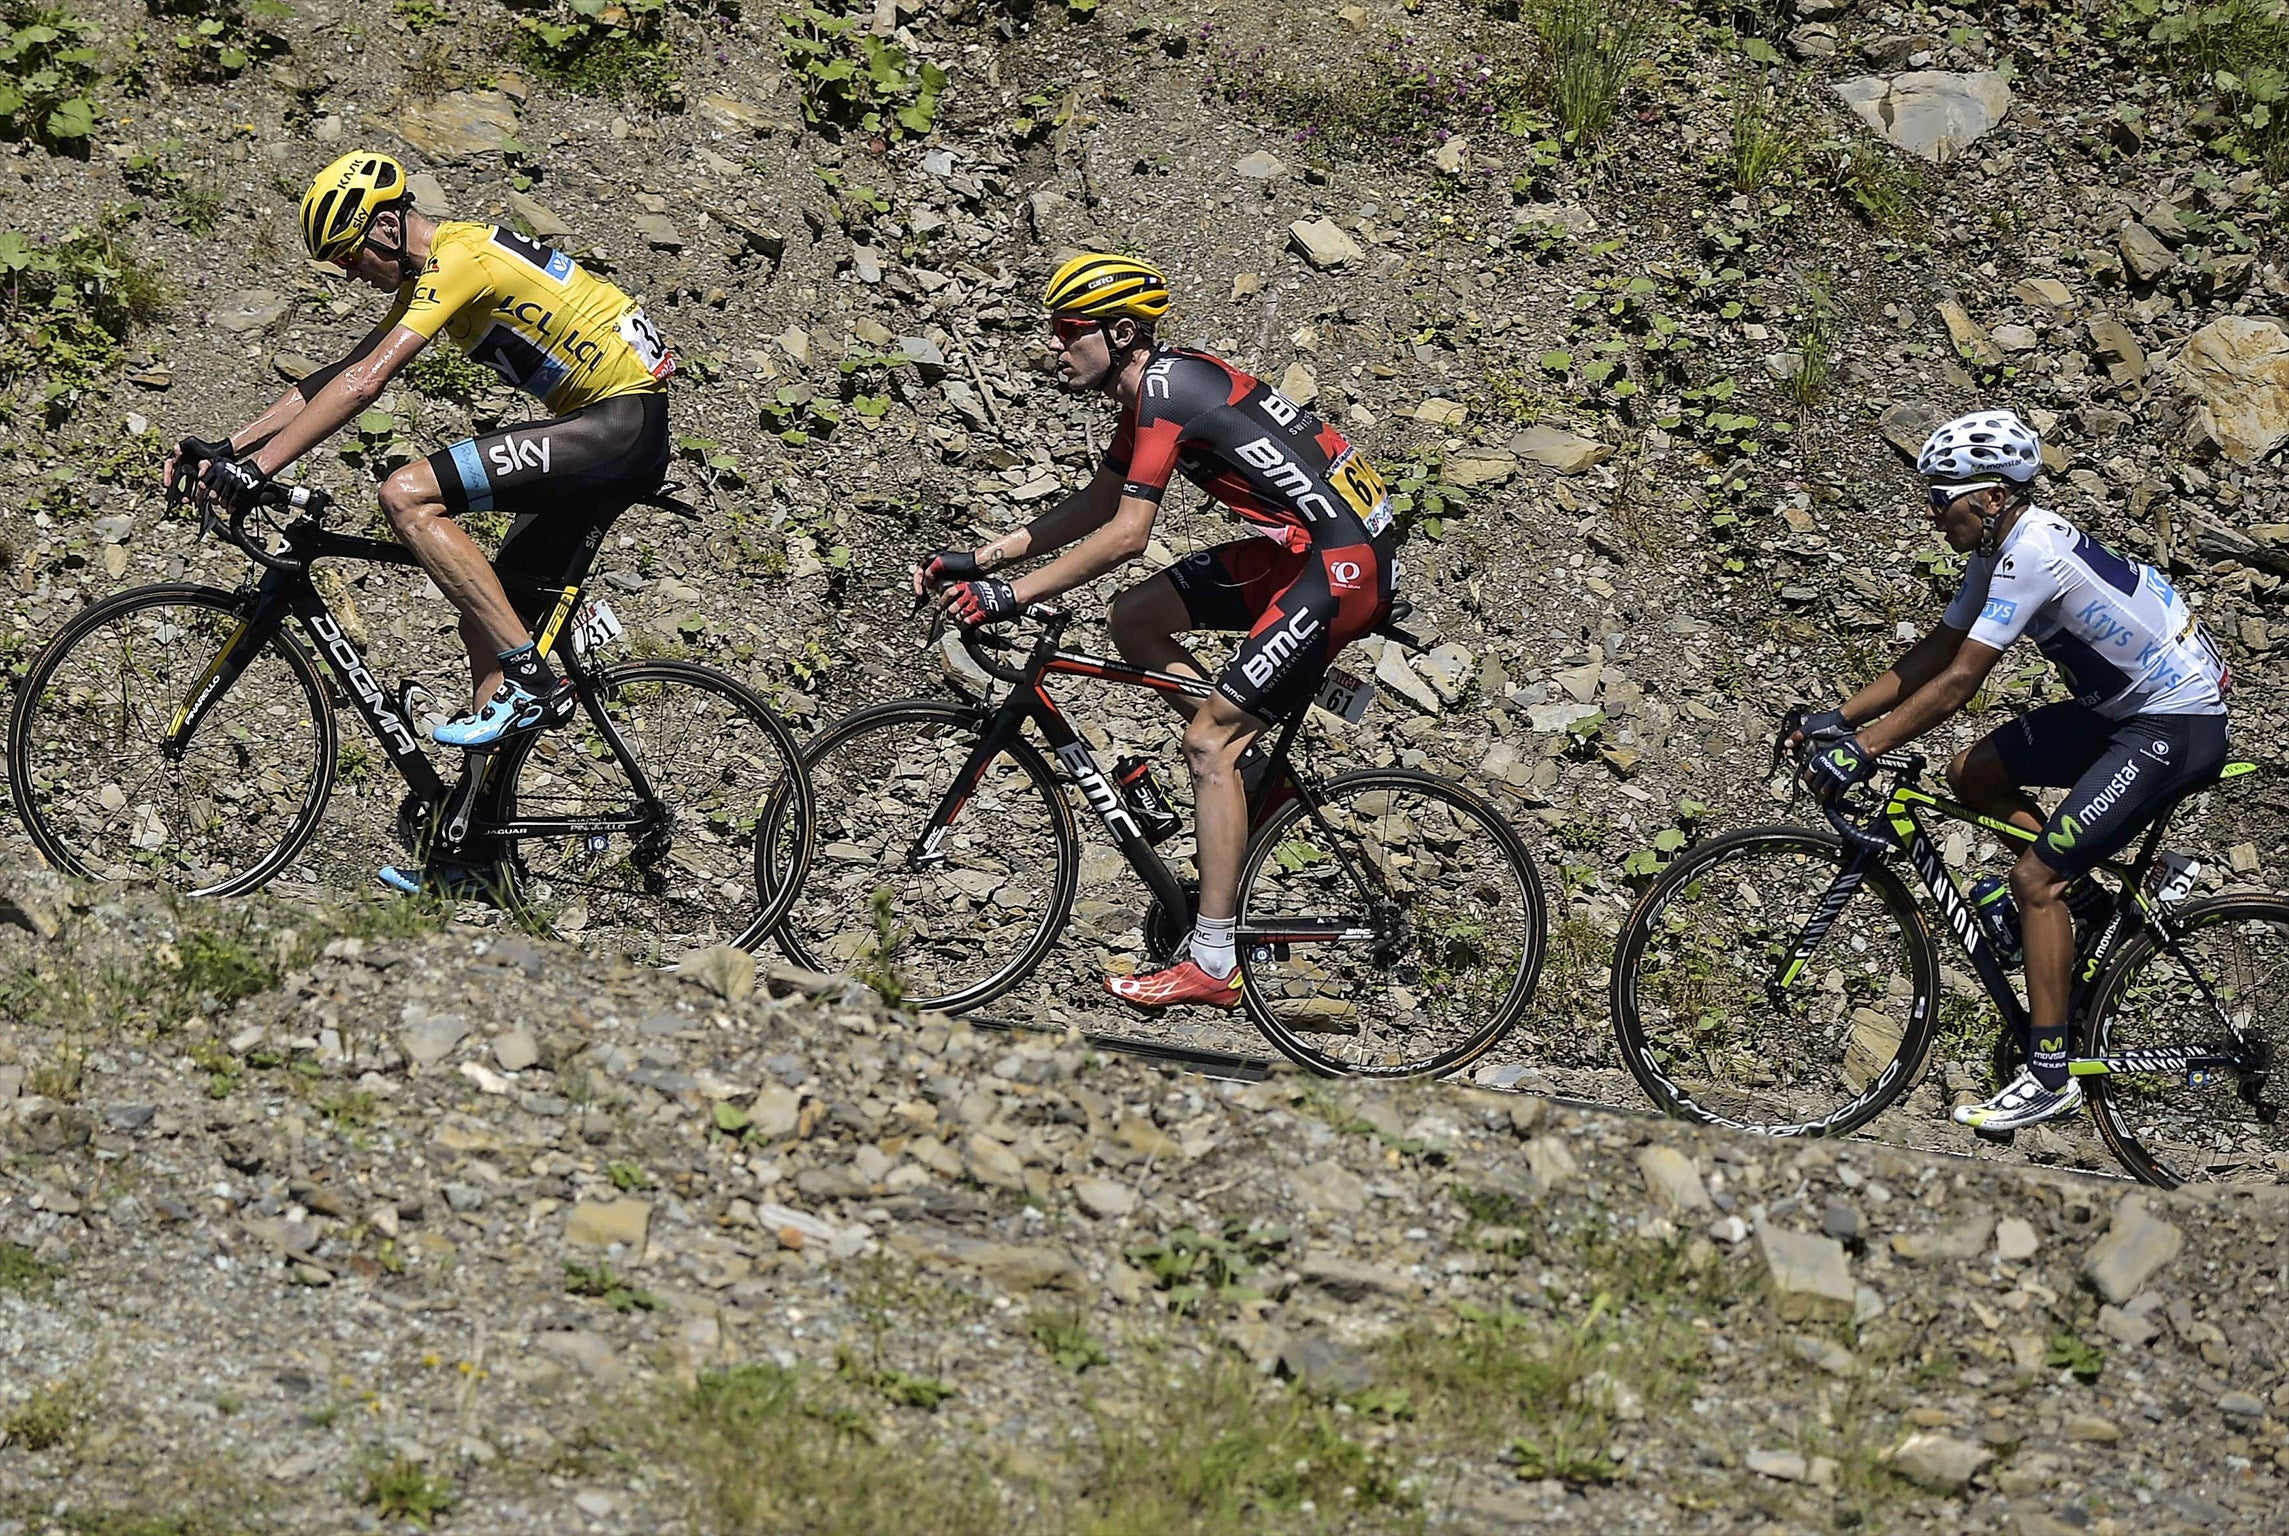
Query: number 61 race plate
1315 667 1375 724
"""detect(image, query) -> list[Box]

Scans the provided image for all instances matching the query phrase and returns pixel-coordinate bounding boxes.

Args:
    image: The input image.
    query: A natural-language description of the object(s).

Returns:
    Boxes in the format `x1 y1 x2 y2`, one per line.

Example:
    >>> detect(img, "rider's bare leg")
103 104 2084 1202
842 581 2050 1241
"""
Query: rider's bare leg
1948 739 2044 836
1183 693 1266 927
1110 574 1212 721
379 459 534 713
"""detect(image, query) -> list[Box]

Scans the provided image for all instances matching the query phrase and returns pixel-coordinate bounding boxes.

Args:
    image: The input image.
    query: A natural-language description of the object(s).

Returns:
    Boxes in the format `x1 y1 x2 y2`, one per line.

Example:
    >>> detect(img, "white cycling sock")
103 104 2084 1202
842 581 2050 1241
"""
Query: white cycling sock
1190 914 1237 979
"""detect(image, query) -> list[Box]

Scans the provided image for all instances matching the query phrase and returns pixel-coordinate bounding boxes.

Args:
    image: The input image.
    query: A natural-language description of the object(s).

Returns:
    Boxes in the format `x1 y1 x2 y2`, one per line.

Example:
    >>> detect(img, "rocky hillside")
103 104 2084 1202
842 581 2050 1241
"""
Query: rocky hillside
0 0 2283 1078
1 867 2287 1533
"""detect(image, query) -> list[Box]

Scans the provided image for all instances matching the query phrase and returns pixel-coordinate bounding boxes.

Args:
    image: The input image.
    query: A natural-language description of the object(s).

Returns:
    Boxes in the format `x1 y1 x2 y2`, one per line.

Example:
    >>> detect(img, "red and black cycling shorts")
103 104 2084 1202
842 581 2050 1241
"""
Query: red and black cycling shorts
1166 533 1398 722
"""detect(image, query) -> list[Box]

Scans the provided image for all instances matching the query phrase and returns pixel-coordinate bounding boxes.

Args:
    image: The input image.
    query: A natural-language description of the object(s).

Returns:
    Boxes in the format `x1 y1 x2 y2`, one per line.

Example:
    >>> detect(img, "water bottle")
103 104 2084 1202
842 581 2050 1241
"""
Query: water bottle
1970 875 2024 967
1113 756 1182 844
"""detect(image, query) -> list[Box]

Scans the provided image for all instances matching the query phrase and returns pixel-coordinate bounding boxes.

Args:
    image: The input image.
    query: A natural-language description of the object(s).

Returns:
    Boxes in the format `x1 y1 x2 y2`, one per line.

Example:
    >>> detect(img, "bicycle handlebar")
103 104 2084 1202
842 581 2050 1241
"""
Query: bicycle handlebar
170 439 334 572
950 601 1068 685
1772 705 1924 854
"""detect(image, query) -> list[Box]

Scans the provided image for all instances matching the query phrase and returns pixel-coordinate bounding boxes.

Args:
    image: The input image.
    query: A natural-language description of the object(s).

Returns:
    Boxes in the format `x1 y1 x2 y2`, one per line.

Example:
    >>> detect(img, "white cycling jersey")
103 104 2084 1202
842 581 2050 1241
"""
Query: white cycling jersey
1941 506 2228 719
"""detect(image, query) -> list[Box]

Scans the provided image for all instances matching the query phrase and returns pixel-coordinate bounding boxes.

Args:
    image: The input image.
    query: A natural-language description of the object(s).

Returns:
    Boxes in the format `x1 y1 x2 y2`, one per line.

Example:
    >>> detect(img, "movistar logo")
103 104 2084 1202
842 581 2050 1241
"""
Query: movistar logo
2047 814 2083 854
1829 748 1853 768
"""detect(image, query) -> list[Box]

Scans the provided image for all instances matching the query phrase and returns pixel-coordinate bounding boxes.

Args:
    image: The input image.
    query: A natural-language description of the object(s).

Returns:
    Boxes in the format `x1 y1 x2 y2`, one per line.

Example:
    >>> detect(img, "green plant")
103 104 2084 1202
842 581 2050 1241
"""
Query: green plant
1125 1217 1290 1313
1527 0 1664 149
0 1241 55 1296
158 922 279 1019
655 1364 1005 1535
2045 1331 2106 1381
1813 136 1927 235
1788 272 1833 411
778 7 947 144
564 1260 657 1313
0 5 102 151
0 208 170 417
607 1159 653 1191
390 0 448 27
1728 63 1794 192
354 1453 455 1527
1027 1306 1110 1373
150 0 289 78
3 1374 94 1451
2122 0 2289 176
850 884 909 1009
510 0 673 98
408 343 496 403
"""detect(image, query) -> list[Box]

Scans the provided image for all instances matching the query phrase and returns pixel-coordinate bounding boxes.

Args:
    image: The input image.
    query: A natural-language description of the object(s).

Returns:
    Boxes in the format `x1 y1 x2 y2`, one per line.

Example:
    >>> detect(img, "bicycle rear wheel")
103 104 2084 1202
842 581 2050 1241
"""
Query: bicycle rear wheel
771 700 1077 1013
1236 770 1545 1078
2084 894 2289 1187
499 660 812 959
8 584 336 895
1611 825 1938 1136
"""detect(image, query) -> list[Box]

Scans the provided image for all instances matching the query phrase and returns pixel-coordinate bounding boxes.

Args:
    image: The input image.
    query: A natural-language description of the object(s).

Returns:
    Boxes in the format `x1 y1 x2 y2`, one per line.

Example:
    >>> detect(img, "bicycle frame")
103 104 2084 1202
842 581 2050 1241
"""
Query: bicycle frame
165 516 666 856
924 618 1392 953
1786 764 2266 1083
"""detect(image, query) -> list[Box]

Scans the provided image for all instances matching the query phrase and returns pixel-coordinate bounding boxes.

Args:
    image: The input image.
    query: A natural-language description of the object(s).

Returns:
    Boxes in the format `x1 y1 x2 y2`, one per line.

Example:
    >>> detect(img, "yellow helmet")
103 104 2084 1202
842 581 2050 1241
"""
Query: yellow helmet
300 152 409 263
1041 252 1171 323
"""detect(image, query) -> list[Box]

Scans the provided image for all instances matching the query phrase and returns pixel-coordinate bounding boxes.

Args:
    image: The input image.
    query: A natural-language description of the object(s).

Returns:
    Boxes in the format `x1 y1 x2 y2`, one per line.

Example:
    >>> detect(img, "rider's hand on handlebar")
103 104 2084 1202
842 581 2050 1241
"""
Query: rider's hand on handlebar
200 456 270 512
944 576 1019 628
1784 706 1853 755
913 548 981 599
1802 733 1877 803
165 436 232 504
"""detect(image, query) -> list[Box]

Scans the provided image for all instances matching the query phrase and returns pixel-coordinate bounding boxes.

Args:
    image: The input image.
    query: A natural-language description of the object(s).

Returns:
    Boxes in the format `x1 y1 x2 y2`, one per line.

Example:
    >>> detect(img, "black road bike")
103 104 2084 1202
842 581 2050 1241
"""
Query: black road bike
767 603 1547 1078
7 458 814 958
1609 709 2285 1186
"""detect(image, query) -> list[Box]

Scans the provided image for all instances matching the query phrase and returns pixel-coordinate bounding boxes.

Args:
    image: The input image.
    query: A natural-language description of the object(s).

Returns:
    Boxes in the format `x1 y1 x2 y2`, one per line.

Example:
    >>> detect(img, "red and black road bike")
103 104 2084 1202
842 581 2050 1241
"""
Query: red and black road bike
769 601 1546 1078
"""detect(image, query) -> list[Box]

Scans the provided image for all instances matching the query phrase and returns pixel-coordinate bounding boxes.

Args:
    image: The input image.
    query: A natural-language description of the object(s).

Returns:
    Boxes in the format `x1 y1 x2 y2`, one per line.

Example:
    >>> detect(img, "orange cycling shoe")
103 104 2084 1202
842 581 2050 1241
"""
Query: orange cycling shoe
1104 959 1242 1011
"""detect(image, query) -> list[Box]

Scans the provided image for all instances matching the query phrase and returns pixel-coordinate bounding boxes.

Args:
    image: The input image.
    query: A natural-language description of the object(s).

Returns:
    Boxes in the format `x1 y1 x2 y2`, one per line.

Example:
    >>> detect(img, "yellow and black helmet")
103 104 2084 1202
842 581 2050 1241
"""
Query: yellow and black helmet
300 152 409 263
1041 252 1171 323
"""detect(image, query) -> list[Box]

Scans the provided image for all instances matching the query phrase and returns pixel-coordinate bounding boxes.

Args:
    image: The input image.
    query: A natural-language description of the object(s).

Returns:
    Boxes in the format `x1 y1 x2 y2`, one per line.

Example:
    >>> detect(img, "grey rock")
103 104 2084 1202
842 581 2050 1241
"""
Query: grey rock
1234 150 1287 180
1278 1333 1377 1394
1071 1177 1136 1219
1833 71 2012 162
1508 424 1610 473
2118 220 2177 283
1299 1254 1419 1301
1758 1223 1856 1321
1638 1145 1711 1215
2171 317 2289 466
1288 217 1364 270
633 214 684 252
397 90 520 160
2084 1194 2184 1304
1820 1200 1861 1242
405 171 450 219
494 1028 540 1074
399 1007 470 1068
215 290 288 335
504 191 573 241
1994 1217 2039 1261
1289 1160 1368 1214
2098 1303 2161 1347
1890 1431 1990 1490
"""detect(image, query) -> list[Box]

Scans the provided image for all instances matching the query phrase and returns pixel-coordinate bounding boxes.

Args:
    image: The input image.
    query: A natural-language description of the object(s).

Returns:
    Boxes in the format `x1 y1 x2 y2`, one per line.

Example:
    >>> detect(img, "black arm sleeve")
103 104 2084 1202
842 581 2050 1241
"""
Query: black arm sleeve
292 318 395 402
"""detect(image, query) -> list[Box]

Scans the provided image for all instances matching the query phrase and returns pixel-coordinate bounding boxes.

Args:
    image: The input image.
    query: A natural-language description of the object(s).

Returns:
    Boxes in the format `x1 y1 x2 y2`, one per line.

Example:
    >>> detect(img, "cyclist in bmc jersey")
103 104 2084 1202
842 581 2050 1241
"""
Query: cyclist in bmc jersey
1796 410 2230 1132
916 253 1398 1010
167 151 673 770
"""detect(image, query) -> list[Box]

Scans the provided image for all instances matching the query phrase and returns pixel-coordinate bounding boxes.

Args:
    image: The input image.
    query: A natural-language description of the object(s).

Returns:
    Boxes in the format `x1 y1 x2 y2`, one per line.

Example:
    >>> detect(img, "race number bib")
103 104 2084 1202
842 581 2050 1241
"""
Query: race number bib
1314 666 1375 724
617 306 677 381
1330 451 1393 534
571 597 625 656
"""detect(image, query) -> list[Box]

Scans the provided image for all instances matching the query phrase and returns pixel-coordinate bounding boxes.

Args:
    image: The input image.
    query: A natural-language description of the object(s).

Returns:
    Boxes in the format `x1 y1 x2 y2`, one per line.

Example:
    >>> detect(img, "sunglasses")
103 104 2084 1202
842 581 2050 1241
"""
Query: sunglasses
1927 484 1991 509
1050 316 1104 345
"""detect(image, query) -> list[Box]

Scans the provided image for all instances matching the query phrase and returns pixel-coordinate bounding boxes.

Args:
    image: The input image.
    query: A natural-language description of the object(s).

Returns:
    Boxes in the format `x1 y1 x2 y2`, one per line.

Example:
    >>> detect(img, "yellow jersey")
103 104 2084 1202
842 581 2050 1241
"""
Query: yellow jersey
388 220 674 413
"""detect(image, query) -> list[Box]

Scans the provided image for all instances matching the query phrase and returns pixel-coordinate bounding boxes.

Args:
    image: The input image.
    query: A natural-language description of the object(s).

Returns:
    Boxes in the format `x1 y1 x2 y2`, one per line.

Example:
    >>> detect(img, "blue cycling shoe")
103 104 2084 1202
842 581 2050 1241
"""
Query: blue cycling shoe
378 861 505 903
434 679 566 748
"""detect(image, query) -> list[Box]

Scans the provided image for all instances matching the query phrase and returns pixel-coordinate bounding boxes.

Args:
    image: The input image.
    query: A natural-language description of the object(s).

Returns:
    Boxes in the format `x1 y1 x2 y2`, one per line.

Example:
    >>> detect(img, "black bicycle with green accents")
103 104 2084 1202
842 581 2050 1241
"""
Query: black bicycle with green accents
1609 708 2286 1187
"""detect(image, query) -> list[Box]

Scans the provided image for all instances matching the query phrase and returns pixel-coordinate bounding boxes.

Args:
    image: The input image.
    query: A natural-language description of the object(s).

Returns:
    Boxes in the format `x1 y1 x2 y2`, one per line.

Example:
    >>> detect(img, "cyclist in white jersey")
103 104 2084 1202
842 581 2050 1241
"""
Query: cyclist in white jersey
1795 410 2230 1132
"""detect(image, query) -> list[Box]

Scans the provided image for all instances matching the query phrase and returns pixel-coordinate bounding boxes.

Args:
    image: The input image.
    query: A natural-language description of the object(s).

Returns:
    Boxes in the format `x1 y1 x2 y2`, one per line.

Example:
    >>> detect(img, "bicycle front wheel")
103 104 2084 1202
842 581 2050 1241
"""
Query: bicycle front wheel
8 584 336 894
499 660 812 959
1236 770 1546 1078
2085 894 2289 1188
772 700 1077 1013
1611 825 1939 1136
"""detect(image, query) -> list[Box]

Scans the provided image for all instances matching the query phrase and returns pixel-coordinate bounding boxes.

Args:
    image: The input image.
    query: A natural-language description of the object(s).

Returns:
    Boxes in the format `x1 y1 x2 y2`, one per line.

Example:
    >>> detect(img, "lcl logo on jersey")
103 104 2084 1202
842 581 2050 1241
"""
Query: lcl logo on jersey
488 432 554 477
1327 559 1364 591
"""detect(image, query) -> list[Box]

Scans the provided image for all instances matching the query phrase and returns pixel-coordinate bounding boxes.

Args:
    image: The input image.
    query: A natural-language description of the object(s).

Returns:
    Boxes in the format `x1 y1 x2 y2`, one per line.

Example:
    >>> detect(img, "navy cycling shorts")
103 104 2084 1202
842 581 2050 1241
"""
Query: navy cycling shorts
1984 701 2229 876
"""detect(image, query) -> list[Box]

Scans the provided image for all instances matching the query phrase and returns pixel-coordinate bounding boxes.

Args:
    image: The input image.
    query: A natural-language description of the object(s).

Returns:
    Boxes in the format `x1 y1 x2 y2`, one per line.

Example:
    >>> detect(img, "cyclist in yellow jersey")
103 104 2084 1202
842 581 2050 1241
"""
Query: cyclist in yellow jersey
168 152 673 763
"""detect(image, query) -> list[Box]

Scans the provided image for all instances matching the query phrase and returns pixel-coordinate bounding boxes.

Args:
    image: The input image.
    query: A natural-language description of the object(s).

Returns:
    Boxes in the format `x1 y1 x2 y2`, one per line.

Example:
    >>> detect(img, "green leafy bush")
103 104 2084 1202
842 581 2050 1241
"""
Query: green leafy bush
778 6 946 143
0 5 102 151
0 209 171 418
509 0 676 99
2122 0 2288 176
1527 0 1664 148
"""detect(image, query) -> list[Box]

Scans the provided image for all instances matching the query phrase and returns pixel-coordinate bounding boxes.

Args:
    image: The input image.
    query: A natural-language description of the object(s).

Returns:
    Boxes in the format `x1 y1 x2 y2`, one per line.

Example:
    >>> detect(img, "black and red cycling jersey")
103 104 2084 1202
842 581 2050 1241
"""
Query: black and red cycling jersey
1106 347 1393 552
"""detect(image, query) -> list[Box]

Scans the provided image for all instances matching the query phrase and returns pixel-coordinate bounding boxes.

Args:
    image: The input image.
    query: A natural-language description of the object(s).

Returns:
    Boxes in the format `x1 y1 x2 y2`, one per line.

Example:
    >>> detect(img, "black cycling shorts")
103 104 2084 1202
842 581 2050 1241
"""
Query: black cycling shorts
1985 701 2230 877
1165 534 1397 722
426 391 669 622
